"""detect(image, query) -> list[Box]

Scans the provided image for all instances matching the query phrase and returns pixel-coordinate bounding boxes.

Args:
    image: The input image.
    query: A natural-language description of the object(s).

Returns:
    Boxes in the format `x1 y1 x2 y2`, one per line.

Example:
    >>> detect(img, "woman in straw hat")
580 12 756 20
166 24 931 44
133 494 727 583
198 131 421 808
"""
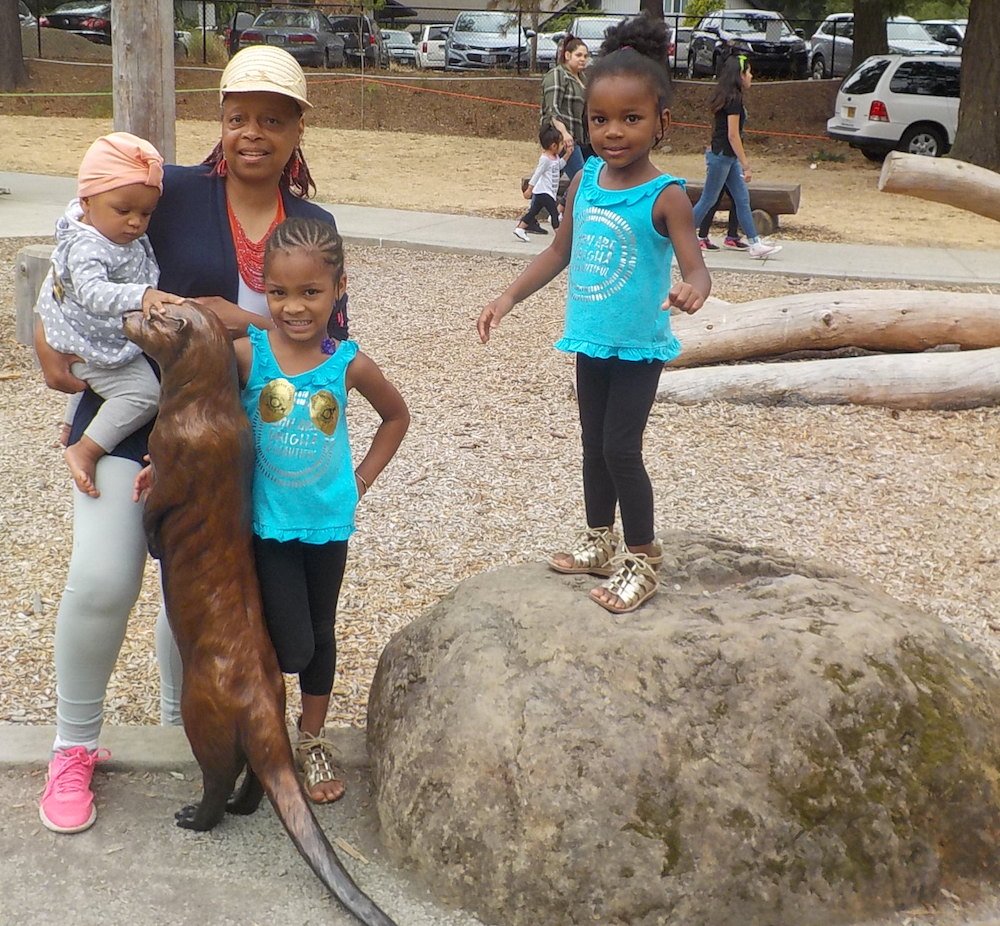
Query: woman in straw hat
33 46 347 834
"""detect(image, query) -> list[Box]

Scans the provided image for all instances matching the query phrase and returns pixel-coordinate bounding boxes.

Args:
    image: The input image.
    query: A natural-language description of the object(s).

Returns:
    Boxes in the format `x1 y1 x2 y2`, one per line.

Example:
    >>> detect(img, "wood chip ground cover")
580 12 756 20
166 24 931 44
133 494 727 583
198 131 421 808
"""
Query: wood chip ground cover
1 240 997 735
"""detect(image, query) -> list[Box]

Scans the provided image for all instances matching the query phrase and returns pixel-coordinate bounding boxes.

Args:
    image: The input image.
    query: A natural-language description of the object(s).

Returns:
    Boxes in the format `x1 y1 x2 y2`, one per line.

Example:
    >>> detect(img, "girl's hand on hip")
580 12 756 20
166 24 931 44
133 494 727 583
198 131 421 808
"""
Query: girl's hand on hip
477 296 514 343
663 282 705 315
133 458 154 503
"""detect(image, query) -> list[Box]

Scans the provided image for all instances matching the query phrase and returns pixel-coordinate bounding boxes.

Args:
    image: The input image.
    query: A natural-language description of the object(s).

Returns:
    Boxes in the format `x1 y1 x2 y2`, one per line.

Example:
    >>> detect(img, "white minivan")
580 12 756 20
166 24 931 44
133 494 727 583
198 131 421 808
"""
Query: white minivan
826 54 960 161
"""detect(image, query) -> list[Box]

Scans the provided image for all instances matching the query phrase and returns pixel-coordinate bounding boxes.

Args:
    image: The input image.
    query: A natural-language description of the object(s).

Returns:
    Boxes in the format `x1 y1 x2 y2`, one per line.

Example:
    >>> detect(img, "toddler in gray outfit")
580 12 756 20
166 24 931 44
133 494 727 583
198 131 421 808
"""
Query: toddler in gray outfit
36 132 184 498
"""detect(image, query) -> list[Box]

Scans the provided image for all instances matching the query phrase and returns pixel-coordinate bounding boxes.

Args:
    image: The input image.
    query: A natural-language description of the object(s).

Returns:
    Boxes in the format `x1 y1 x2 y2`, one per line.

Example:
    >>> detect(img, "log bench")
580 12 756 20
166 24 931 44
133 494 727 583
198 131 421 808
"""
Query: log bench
683 181 800 236
521 178 801 236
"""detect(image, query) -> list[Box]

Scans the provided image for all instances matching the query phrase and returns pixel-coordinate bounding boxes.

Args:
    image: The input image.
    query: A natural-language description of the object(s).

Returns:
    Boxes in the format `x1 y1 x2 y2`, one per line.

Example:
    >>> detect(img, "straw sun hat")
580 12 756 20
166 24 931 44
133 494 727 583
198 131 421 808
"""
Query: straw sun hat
219 45 312 109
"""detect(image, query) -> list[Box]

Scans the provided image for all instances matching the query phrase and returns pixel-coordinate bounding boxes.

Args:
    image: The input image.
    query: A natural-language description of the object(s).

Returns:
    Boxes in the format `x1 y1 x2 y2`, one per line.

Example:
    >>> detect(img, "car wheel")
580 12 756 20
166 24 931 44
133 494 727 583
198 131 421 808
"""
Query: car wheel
686 53 696 79
859 147 886 163
899 124 946 158
712 52 722 77
810 55 826 79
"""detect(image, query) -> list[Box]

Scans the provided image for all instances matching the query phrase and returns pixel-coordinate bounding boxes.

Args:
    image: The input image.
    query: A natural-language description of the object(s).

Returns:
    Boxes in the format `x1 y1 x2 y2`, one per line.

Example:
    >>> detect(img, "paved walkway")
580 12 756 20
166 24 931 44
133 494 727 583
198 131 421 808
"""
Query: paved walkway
4 170 1000 286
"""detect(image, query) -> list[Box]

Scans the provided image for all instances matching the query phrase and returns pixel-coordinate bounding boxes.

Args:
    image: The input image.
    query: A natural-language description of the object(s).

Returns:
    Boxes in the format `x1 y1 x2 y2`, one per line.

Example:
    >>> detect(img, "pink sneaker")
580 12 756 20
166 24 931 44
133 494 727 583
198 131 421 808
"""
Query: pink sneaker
39 746 110 833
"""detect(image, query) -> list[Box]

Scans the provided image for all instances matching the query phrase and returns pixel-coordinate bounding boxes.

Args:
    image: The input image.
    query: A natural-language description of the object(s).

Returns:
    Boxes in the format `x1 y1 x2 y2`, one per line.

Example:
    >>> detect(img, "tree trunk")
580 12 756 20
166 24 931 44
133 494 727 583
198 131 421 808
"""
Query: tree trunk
669 290 1000 368
639 0 664 20
112 0 176 163
851 0 891 71
656 347 1000 410
878 152 1000 222
949 0 1000 172
0 0 28 90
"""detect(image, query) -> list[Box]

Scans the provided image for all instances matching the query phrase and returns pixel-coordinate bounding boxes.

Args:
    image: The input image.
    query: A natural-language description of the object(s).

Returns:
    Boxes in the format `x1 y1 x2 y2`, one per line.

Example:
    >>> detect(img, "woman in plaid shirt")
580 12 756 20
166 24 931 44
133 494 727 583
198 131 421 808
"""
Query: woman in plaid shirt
540 35 591 179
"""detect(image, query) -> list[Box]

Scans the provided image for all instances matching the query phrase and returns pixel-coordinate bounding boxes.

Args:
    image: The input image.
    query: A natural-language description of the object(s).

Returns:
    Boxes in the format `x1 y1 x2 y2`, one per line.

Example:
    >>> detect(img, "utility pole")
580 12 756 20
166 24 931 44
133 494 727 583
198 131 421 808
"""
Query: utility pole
112 0 176 162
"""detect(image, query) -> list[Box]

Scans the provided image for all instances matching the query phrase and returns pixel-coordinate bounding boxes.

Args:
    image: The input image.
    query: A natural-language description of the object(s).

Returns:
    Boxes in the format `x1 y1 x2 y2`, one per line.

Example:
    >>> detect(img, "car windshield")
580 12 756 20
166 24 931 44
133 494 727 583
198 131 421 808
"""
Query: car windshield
574 18 622 39
719 14 792 37
257 11 315 28
455 13 518 34
384 31 413 43
887 21 936 42
52 1 107 11
427 26 447 40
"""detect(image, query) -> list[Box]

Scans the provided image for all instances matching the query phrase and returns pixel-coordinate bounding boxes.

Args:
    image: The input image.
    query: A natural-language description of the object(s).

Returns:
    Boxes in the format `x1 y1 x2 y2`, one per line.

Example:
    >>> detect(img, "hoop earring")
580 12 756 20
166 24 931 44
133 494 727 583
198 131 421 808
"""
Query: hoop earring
214 157 228 177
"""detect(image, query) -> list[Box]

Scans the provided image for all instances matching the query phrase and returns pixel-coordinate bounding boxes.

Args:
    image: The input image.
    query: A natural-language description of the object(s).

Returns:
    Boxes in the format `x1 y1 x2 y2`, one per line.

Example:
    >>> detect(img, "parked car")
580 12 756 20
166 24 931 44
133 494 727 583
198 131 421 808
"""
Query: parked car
671 25 692 73
238 9 345 69
687 9 808 79
382 29 417 66
809 14 953 80
562 15 632 59
39 0 111 44
225 9 255 57
328 13 389 68
532 31 561 70
414 23 449 69
920 19 966 48
826 53 960 161
39 0 190 54
19 1 36 27
444 11 529 71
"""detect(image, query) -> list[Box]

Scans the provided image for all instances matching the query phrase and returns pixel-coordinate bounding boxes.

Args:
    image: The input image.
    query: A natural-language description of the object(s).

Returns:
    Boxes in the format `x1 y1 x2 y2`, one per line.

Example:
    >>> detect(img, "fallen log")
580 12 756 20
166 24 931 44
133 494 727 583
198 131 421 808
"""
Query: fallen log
669 290 1000 368
656 346 1000 410
878 152 1000 222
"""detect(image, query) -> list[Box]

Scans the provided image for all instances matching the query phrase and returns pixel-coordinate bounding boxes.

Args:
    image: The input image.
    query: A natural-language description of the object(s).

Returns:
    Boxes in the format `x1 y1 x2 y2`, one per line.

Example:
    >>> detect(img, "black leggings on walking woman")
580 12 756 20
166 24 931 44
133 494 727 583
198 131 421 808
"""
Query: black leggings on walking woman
575 353 664 549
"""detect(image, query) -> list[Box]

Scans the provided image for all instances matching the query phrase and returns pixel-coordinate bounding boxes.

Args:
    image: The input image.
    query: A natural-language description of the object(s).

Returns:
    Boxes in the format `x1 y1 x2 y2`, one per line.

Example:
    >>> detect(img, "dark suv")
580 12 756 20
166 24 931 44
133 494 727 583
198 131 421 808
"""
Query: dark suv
328 13 390 68
687 8 807 79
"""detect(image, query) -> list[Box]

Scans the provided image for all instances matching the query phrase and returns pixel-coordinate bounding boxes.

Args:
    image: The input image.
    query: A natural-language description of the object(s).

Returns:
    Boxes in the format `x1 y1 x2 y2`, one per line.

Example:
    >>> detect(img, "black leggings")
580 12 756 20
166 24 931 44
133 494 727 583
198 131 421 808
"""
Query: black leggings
697 186 739 239
575 353 664 548
253 537 348 697
520 192 560 229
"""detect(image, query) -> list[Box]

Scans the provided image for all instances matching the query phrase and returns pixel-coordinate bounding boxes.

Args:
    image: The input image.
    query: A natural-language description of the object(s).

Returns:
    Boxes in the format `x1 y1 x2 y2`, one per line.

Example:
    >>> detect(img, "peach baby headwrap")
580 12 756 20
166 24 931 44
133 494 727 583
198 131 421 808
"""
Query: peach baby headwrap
77 132 165 199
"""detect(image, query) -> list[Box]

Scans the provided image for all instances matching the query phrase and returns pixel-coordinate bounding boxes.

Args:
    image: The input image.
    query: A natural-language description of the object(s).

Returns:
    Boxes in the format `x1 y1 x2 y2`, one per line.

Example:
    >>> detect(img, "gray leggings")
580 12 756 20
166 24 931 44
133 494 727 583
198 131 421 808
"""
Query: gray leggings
52 456 182 752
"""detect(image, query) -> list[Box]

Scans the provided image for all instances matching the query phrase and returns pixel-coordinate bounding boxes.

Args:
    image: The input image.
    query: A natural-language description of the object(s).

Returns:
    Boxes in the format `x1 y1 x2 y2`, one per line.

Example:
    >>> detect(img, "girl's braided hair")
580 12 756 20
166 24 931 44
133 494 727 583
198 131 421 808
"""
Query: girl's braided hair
590 13 673 112
264 217 345 280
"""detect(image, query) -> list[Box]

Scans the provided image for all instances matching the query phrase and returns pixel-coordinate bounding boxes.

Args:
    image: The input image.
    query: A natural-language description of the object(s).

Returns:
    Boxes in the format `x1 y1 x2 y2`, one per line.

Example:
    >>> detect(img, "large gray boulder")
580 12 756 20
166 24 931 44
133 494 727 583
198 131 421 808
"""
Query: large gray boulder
367 531 1000 926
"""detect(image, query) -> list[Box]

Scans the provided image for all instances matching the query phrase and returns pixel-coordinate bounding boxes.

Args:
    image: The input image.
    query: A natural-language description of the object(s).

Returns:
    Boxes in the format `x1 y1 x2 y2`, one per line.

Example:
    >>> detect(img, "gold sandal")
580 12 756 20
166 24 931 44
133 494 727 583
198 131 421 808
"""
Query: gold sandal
590 550 660 614
295 728 346 804
548 526 620 576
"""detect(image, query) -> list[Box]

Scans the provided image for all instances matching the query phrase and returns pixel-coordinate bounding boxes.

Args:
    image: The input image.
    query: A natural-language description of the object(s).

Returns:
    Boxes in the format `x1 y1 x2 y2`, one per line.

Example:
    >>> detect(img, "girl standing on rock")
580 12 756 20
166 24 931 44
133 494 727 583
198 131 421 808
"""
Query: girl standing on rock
478 14 710 614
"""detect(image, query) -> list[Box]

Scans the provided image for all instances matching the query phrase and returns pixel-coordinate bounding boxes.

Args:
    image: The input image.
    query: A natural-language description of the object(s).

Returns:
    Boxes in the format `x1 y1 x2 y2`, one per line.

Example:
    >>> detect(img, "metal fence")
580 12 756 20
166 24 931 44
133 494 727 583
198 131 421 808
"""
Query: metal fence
19 1 851 77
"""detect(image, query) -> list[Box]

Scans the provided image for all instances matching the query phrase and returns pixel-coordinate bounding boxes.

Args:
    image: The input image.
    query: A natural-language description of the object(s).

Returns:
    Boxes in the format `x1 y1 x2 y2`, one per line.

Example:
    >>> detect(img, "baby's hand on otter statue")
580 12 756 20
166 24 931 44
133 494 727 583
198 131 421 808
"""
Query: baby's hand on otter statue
142 289 186 316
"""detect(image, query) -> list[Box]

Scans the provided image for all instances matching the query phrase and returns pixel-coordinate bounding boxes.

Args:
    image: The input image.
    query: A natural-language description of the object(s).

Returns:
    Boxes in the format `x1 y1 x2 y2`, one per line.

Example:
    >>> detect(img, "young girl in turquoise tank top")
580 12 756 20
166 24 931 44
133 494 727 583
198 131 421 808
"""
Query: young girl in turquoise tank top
234 218 409 803
478 15 711 616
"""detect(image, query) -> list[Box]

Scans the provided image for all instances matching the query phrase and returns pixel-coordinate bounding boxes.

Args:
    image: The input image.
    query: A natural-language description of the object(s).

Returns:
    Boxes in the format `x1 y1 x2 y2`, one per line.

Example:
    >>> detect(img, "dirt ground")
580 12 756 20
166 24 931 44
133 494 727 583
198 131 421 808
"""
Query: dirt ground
4 49 999 250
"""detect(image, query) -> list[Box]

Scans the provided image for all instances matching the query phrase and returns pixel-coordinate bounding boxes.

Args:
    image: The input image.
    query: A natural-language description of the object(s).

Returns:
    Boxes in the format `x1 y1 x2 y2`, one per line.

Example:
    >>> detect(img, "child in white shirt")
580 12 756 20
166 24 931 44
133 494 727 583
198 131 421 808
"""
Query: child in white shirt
513 125 566 242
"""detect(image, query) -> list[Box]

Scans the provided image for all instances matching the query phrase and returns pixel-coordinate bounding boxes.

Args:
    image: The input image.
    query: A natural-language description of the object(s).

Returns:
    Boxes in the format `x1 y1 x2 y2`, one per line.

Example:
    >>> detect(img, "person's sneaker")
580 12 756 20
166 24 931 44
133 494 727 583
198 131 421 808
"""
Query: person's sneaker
512 227 530 242
524 224 548 235
747 240 782 260
698 236 720 251
38 746 110 834
724 236 749 250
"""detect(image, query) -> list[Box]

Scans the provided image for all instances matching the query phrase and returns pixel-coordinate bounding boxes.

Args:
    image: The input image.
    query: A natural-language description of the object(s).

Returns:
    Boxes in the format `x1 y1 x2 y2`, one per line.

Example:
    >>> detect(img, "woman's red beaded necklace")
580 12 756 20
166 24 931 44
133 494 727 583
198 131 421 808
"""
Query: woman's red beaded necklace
227 195 286 293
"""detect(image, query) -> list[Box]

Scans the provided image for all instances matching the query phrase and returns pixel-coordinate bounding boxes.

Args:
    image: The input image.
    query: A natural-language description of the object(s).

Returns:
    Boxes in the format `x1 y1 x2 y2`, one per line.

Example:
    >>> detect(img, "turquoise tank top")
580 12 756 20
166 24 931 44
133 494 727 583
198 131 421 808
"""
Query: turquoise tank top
241 327 358 544
555 158 684 363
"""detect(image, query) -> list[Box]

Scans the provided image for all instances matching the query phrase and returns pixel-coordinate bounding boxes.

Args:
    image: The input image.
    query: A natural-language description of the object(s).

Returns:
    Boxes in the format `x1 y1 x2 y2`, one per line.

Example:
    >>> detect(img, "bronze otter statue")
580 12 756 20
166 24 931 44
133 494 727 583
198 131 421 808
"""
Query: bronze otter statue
123 302 397 926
